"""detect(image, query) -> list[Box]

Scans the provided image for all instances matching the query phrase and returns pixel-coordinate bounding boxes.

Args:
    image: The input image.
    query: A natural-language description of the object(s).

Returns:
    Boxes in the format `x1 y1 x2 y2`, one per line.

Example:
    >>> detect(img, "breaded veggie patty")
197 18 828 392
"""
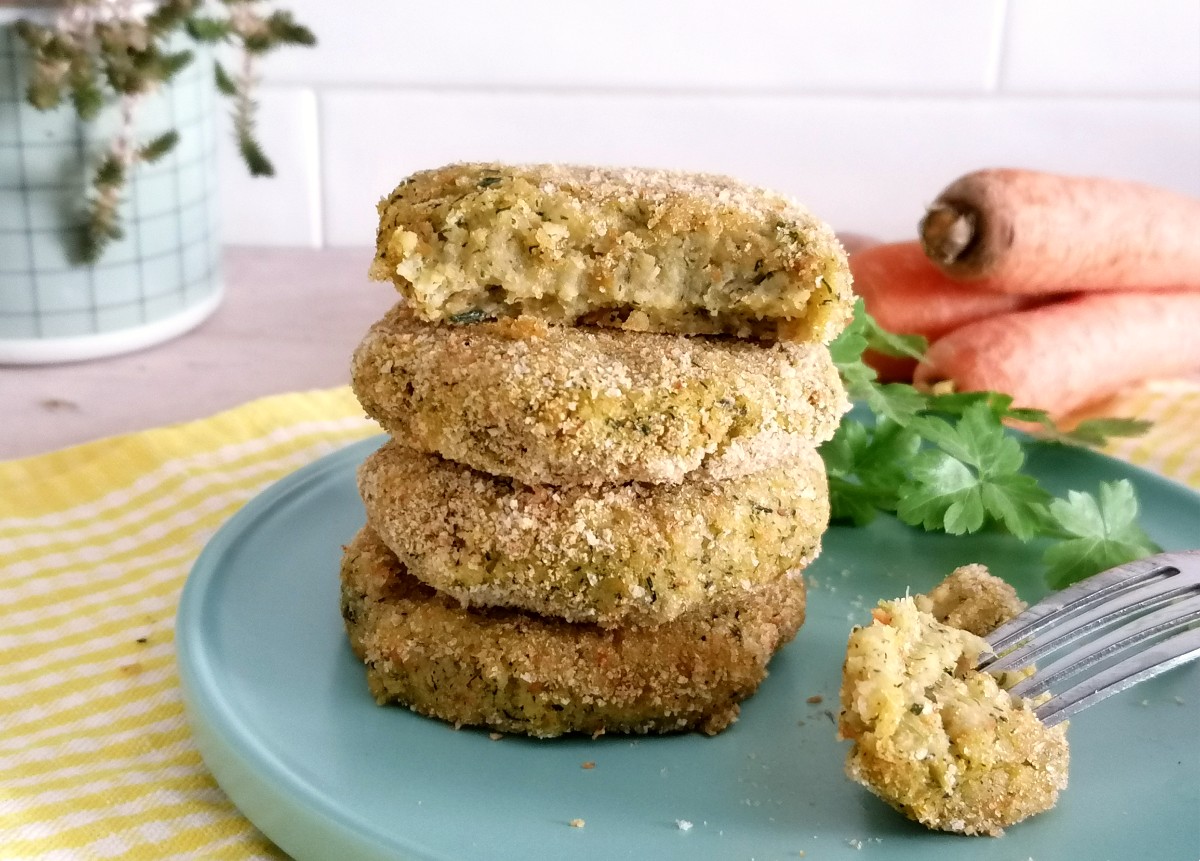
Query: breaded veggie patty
351 305 848 487
838 591 1068 837
340 527 807 737
358 440 827 627
369 162 854 343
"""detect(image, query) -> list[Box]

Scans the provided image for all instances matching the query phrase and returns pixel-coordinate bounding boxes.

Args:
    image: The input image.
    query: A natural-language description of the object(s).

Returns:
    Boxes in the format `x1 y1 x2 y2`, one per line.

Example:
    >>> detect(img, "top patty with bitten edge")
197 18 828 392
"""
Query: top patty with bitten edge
370 163 854 343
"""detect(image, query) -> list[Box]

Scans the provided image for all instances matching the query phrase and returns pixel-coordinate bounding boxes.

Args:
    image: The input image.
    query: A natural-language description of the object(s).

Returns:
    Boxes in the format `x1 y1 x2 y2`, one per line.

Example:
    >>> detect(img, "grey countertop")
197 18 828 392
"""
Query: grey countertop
1 248 396 460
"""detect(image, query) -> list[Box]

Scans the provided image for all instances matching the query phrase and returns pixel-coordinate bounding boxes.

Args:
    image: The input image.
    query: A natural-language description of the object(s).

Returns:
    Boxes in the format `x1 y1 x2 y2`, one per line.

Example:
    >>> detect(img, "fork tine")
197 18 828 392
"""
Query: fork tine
1007 592 1200 699
980 552 1199 671
1032 626 1200 727
985 573 1199 673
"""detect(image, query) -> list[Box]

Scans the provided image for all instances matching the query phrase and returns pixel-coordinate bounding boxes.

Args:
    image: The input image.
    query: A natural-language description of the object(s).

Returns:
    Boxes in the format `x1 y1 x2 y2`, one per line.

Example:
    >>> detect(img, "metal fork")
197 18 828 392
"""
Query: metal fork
977 551 1200 727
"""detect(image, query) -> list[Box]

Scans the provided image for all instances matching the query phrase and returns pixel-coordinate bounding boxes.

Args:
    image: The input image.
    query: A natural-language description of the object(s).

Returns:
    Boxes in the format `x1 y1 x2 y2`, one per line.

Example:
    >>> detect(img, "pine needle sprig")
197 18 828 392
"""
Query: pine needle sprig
214 0 321 178
14 0 316 263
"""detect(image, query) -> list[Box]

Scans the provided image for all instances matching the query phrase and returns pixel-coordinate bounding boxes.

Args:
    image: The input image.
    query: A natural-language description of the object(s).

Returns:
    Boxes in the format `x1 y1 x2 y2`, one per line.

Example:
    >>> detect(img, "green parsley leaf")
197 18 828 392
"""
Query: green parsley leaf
862 314 927 361
1043 480 1160 588
1043 417 1154 448
924 390 1014 422
828 302 870 370
823 419 921 526
897 403 1051 538
821 303 1158 584
978 473 1054 541
864 382 929 426
828 300 929 417
896 451 986 533
926 392 1150 448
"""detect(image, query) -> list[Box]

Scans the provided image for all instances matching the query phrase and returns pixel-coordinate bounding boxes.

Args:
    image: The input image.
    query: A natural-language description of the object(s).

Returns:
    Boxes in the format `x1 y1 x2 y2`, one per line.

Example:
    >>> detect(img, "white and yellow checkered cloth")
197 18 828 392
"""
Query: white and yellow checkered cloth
1 383 1198 859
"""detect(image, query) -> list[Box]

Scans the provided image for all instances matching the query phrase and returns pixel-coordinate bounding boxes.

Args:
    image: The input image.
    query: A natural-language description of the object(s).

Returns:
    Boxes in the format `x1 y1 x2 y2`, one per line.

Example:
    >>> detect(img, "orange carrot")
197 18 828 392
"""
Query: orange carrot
919 169 1200 294
914 291 1200 418
850 241 1044 381
837 232 881 256
863 349 922 385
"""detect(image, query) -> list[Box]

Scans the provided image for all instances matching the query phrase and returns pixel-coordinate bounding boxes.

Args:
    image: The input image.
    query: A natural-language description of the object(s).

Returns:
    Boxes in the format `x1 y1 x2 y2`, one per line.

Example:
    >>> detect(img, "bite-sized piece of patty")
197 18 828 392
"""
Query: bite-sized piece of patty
351 306 848 487
358 440 828 627
838 594 1068 837
915 564 1027 638
340 527 807 738
369 163 854 343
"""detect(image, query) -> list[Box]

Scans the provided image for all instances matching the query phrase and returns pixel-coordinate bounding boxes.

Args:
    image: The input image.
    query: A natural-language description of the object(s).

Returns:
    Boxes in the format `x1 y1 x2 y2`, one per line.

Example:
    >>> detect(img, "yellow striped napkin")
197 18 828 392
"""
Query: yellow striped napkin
1 388 377 860
1 382 1197 860
1092 380 1200 489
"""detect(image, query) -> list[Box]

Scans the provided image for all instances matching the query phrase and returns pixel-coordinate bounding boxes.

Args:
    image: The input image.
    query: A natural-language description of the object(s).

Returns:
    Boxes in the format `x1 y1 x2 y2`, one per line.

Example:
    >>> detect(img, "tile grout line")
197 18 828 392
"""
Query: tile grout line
305 88 325 249
70 96 100 332
7 32 43 338
167 55 189 308
254 80 1200 102
988 0 1012 93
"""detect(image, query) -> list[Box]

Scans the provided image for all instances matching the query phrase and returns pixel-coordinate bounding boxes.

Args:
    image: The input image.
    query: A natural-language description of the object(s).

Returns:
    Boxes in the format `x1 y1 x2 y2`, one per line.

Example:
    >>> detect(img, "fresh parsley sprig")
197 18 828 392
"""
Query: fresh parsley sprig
821 301 1159 586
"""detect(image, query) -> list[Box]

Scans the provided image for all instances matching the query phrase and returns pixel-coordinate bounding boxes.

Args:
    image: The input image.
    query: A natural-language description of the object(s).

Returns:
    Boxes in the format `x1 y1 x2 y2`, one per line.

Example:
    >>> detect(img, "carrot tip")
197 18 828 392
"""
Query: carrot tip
920 203 976 267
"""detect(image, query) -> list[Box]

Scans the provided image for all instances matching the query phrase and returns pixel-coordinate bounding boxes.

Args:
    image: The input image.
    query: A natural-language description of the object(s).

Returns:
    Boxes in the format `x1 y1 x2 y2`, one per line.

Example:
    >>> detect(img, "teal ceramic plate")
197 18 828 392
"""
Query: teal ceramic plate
177 436 1200 861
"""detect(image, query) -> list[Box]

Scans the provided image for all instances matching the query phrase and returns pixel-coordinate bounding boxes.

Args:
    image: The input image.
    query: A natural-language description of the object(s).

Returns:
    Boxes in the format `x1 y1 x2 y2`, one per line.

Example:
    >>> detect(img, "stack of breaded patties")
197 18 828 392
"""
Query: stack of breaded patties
341 164 854 737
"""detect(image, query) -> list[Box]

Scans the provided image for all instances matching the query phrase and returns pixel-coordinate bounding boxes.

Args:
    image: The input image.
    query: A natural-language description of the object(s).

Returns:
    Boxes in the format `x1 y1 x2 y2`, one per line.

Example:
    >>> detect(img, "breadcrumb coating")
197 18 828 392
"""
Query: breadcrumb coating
358 440 828 627
838 584 1068 837
340 527 807 738
351 305 848 487
369 163 853 342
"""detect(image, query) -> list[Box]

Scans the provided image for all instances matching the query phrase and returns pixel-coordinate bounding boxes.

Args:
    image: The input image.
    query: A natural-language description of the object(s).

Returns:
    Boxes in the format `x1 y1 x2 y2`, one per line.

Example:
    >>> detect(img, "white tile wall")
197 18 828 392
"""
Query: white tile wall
1002 0 1200 94
218 0 1200 247
258 1 1005 92
219 88 323 247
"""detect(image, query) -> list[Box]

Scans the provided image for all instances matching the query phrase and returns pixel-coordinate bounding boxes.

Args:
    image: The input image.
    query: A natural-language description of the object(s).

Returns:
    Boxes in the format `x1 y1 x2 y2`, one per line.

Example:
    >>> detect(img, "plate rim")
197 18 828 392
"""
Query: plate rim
177 437 434 861
175 433 1200 860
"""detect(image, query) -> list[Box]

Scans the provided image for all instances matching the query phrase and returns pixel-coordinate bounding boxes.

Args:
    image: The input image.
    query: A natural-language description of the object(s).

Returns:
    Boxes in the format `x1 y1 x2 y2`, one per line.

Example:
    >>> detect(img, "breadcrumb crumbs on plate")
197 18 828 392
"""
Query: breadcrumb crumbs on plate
806 695 823 704
569 819 585 829
675 819 693 831
581 761 595 769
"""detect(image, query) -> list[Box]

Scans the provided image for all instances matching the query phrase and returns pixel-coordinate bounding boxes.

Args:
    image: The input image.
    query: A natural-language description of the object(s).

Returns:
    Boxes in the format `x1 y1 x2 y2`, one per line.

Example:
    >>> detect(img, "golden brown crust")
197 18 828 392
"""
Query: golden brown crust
351 305 848 487
358 440 828 626
369 162 853 342
340 527 807 738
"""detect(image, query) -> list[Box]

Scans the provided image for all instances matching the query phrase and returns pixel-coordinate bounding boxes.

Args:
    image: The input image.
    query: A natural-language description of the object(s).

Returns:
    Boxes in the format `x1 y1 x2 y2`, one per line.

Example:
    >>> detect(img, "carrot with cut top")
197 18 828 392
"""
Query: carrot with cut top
919 169 1200 294
914 290 1200 419
850 241 1045 381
